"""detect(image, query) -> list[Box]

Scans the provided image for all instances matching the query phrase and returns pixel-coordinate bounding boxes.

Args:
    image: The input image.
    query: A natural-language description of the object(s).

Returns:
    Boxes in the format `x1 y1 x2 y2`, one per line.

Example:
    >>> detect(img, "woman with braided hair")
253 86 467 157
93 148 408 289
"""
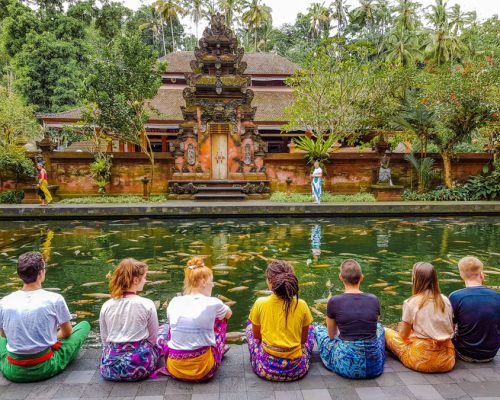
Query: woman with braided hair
246 260 314 381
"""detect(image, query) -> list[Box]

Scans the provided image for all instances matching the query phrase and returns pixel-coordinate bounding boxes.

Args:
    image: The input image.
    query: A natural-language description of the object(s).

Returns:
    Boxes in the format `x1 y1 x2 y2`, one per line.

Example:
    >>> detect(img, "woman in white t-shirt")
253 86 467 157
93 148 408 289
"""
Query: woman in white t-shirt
311 160 323 204
156 257 232 382
99 259 160 381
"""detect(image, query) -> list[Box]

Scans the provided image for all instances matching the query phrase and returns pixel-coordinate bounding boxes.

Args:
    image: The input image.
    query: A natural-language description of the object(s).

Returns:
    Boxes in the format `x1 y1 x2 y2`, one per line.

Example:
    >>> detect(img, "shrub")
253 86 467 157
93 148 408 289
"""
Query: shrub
270 192 376 203
0 190 24 204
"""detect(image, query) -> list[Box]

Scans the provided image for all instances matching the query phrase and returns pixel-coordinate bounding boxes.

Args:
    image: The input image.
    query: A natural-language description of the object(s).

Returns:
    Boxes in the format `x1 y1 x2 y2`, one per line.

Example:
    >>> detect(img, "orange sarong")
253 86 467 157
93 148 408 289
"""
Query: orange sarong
385 328 455 373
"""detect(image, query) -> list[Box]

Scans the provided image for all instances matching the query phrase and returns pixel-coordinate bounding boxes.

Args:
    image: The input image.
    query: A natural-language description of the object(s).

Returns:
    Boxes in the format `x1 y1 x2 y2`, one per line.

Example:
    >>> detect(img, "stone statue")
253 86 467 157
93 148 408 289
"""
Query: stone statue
187 143 196 166
377 151 393 185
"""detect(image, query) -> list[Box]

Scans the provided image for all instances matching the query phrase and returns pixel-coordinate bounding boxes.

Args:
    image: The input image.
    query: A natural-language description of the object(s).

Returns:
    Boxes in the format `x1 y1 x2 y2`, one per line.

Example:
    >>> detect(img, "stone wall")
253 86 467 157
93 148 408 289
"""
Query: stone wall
1 152 490 196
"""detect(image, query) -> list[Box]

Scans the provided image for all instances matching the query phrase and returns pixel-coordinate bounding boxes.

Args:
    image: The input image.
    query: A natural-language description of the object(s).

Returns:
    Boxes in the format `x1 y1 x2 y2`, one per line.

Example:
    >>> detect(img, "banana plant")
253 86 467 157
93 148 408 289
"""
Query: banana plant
293 133 337 169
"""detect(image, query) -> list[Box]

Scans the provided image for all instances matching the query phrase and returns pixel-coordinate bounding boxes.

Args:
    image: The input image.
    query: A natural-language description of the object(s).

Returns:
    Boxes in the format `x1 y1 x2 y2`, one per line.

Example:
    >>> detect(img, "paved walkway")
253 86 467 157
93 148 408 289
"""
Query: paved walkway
1 201 500 220
0 346 498 400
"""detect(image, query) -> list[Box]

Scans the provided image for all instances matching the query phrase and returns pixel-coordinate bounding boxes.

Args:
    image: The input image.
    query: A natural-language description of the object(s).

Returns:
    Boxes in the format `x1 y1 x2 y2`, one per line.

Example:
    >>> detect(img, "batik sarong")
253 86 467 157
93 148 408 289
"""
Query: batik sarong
100 339 161 381
0 321 90 383
312 177 322 204
246 321 314 381
155 318 227 382
38 179 52 203
314 323 385 379
385 328 455 373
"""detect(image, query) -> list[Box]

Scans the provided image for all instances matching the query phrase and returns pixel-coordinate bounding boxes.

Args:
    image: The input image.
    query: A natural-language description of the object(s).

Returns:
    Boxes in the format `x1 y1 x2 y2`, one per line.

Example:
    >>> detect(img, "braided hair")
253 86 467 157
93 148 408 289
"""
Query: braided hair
266 260 299 323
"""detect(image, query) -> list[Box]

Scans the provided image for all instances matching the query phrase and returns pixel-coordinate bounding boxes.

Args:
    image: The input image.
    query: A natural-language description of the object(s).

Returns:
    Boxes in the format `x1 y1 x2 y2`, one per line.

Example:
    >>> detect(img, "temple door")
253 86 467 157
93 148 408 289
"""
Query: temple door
211 128 228 180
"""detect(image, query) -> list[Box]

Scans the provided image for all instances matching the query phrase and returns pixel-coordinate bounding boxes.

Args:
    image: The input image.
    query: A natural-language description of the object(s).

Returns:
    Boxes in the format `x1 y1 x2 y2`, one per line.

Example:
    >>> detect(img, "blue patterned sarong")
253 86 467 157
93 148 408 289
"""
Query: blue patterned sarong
312 177 322 204
314 323 385 379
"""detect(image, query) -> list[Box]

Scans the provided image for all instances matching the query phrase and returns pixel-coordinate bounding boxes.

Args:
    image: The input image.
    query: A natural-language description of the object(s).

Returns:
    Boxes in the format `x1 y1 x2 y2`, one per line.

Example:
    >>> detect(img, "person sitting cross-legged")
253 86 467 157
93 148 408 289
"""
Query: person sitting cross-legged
0 251 90 382
314 259 385 379
385 261 455 373
246 260 314 381
156 257 232 382
99 258 161 381
450 256 500 363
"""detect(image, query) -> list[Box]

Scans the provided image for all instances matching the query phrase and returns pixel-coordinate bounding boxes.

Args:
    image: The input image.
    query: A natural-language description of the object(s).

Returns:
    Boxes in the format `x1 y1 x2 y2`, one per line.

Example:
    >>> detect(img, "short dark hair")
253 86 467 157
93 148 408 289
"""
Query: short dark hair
340 259 362 285
17 252 45 284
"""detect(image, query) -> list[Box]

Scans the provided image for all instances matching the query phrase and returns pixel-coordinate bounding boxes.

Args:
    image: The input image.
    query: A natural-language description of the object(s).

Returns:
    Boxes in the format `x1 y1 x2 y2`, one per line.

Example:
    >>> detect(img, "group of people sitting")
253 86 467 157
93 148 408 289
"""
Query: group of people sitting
0 251 498 383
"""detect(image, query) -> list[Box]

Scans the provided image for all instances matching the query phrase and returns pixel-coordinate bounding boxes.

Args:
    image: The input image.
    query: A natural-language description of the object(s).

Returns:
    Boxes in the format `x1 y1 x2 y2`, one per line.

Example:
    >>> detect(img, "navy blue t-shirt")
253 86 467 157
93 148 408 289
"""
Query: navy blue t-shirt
449 286 500 360
326 293 380 341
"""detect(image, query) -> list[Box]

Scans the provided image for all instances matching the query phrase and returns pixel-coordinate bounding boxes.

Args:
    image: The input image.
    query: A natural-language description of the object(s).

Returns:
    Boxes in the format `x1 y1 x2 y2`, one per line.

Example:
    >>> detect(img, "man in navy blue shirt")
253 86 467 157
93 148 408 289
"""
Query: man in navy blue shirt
449 256 500 362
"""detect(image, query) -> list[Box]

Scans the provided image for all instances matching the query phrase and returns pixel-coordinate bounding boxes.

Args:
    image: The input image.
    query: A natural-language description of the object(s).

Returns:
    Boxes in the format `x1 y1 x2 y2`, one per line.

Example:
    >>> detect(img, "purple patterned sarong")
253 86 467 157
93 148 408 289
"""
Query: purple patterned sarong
246 321 315 381
100 339 160 381
154 318 227 382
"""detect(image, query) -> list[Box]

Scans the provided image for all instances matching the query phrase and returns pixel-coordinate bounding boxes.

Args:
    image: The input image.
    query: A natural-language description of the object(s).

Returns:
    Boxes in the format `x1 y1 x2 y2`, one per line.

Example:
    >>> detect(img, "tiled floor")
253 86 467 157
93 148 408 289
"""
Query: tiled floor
0 346 498 400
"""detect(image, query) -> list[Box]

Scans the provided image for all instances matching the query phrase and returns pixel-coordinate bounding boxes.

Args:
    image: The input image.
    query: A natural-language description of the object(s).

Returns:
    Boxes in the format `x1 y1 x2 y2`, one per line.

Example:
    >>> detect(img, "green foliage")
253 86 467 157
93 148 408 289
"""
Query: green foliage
0 190 24 204
404 153 438 192
270 191 376 203
0 145 35 187
2 1 40 57
59 195 168 204
95 2 132 42
89 153 113 193
293 134 336 166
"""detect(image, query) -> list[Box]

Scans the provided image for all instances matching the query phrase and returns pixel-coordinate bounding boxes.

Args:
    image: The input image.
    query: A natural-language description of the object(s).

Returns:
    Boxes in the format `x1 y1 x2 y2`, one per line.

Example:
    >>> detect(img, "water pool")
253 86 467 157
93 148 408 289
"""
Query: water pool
0 216 499 346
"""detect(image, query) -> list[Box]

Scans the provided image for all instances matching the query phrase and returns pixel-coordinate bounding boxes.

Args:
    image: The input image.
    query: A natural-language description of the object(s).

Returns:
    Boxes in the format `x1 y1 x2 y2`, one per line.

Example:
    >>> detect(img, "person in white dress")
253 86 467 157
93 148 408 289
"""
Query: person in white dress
311 160 323 204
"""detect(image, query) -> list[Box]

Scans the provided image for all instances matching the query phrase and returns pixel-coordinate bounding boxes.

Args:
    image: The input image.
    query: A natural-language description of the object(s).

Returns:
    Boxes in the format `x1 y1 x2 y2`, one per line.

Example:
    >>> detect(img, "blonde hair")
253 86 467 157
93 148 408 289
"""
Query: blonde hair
109 258 148 298
411 261 445 313
458 256 483 280
183 256 212 294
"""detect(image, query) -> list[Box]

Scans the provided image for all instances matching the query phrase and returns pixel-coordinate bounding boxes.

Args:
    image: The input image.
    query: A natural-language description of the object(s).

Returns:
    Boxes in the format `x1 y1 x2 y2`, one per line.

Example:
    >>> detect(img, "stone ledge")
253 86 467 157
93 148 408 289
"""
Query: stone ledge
0 201 499 220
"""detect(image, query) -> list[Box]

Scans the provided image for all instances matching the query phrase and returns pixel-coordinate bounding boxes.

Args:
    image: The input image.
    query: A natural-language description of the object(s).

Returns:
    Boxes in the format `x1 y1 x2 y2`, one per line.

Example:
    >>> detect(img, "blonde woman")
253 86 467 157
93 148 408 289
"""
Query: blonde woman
157 257 232 381
385 262 455 372
99 259 160 381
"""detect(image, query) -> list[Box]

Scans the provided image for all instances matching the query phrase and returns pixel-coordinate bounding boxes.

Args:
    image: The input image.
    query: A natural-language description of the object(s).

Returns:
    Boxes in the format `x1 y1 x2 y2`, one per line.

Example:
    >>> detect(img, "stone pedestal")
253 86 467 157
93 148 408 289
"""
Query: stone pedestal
371 184 404 201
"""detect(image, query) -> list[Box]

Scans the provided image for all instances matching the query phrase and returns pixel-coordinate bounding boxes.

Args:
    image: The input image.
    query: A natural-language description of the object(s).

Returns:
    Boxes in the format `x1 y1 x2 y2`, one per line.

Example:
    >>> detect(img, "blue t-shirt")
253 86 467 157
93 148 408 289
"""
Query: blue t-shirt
327 293 380 341
449 286 500 360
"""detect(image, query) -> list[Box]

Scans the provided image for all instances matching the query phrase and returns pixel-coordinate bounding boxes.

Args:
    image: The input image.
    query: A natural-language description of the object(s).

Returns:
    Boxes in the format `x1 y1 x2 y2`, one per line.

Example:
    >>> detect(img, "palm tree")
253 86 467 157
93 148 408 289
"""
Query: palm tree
183 0 204 38
242 0 272 52
393 0 419 31
350 0 377 35
381 28 421 66
307 3 331 40
374 0 392 36
155 0 185 52
139 6 167 56
330 0 348 38
218 0 243 28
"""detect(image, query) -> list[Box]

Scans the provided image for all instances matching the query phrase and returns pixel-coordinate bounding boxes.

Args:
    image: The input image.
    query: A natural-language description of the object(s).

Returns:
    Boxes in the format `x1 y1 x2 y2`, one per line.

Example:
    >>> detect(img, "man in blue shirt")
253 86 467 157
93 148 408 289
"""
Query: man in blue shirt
449 256 500 362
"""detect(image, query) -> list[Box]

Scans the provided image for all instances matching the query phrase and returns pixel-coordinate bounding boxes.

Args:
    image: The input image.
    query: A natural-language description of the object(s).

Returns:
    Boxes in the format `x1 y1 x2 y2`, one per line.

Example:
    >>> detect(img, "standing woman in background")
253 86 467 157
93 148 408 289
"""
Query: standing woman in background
247 260 314 381
311 160 323 204
385 261 455 373
99 259 160 381
36 163 52 206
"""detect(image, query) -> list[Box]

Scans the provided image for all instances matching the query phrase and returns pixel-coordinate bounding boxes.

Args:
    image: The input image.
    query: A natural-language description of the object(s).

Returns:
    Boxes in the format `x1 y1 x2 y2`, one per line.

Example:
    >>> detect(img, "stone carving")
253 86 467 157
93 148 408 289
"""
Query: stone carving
377 151 393 185
241 182 270 194
243 144 252 165
170 182 199 194
187 143 196 166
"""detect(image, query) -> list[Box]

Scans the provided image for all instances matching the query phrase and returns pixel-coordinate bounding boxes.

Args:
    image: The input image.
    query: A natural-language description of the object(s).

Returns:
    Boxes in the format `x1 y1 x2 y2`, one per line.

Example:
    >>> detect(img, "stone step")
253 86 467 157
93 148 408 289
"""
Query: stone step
193 193 248 200
196 187 243 192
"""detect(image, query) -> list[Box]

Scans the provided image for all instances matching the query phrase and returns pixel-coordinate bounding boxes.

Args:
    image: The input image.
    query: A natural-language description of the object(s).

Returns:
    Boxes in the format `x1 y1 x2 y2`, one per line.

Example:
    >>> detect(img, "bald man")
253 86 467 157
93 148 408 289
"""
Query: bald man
449 256 500 362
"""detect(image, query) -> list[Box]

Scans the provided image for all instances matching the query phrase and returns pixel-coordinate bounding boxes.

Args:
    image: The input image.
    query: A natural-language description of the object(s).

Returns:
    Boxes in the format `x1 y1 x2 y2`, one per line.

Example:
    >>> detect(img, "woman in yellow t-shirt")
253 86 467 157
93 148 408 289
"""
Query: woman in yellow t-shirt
385 261 455 373
246 260 314 381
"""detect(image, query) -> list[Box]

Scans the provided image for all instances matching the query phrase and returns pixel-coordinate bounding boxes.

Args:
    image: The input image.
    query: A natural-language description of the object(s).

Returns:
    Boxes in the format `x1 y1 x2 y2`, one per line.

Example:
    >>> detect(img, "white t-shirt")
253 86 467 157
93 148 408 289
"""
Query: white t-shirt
100 296 159 345
167 294 229 350
312 167 323 177
0 289 71 354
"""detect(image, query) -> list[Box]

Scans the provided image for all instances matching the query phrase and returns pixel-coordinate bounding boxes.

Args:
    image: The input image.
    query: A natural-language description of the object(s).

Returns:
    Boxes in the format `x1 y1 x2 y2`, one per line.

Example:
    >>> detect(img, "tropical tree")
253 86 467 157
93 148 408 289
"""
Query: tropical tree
155 0 185 52
349 0 377 35
218 0 243 28
330 0 348 38
137 5 167 56
242 0 272 51
184 0 204 37
393 0 420 31
307 3 331 40
422 60 499 188
381 27 421 66
83 33 164 193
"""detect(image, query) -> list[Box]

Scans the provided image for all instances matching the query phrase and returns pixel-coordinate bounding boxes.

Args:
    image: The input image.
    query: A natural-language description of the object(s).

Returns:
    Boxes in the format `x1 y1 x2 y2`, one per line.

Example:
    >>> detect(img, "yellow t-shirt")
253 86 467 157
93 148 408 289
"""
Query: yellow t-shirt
249 294 313 359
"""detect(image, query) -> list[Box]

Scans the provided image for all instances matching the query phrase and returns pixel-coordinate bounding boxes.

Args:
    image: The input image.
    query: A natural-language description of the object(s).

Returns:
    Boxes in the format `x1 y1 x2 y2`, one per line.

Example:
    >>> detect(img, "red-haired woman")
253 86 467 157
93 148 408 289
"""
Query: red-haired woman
156 257 232 381
247 260 314 381
385 262 455 372
99 259 160 381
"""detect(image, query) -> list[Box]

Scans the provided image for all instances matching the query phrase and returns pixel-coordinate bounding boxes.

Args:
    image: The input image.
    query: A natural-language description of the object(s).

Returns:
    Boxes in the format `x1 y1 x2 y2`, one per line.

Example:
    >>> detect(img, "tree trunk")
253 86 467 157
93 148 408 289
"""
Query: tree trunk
160 20 167 56
254 28 257 51
441 151 453 189
170 18 175 52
